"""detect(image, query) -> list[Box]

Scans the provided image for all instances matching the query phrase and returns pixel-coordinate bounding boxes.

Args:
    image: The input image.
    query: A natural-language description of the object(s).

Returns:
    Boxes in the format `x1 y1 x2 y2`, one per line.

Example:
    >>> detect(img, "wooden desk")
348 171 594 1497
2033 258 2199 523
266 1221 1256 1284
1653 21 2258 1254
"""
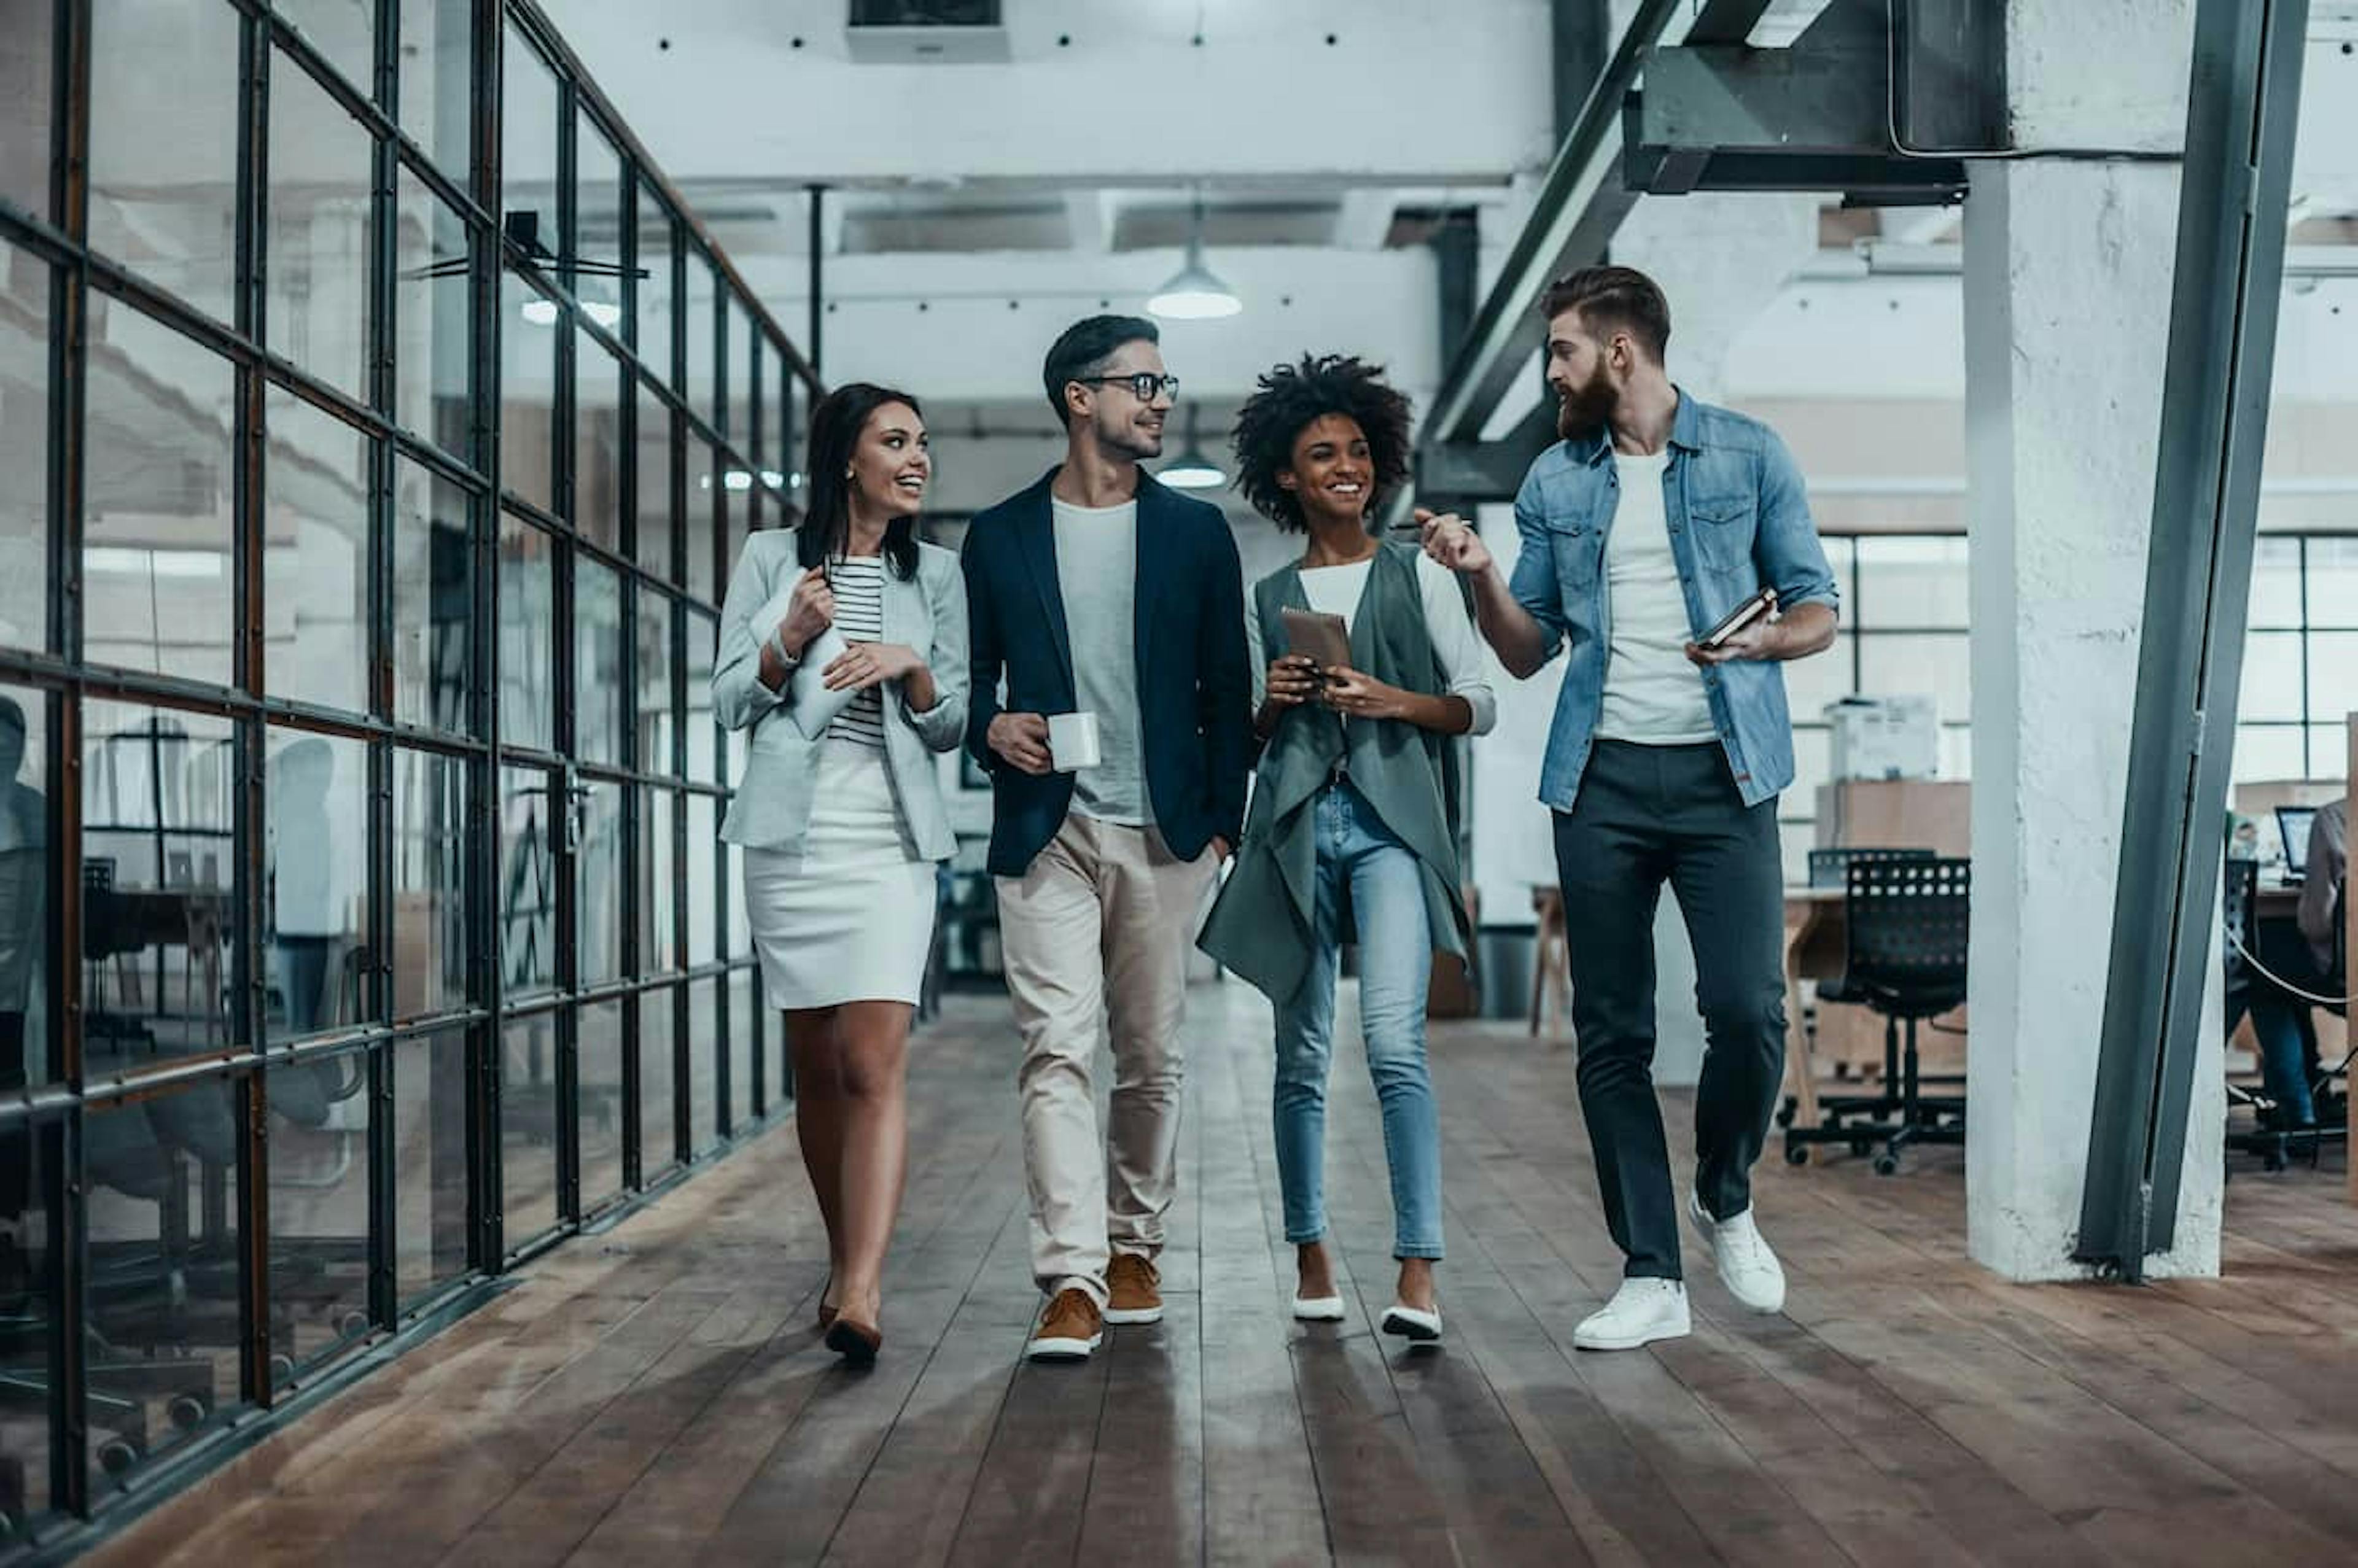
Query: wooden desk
2254 883 2303 921
1530 887 1568 1037
1780 888 1843 1148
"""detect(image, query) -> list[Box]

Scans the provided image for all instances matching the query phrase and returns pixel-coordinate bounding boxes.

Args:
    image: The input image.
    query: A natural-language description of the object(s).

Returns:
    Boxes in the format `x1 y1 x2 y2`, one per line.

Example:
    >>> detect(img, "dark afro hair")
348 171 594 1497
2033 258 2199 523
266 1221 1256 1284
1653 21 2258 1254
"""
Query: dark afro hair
1229 354 1413 532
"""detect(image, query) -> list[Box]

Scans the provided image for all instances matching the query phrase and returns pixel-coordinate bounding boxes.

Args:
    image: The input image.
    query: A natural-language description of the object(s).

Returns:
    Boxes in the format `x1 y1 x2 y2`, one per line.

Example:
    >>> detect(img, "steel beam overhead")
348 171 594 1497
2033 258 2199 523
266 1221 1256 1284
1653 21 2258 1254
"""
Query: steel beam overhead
1684 0 1779 47
1418 403 1562 504
1624 0 1971 200
1418 0 1684 453
2076 0 2310 1279
1891 0 2008 152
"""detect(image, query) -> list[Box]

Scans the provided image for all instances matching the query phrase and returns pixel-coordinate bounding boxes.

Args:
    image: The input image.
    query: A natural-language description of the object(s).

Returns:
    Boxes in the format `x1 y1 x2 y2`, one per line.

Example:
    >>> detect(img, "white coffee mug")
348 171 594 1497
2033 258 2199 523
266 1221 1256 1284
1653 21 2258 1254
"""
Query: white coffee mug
1047 711 1102 772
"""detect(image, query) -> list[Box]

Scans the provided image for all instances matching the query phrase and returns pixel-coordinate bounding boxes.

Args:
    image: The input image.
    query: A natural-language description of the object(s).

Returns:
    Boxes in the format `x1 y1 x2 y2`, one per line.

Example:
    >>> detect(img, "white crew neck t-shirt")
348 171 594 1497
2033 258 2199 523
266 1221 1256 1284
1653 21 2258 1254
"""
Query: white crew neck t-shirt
1050 495 1149 826
1596 449 1716 744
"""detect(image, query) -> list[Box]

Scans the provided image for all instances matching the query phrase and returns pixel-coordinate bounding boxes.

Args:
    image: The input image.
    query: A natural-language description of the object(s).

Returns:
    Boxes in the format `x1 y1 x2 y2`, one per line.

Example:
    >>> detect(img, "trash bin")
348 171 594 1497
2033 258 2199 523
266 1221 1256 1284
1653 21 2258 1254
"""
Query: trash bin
1474 928 1536 1022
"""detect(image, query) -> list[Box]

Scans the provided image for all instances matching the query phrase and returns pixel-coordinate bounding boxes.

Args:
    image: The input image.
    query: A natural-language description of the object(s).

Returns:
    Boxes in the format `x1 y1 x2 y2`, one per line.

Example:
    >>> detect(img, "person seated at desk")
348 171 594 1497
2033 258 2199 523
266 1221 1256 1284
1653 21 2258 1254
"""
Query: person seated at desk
2235 797 2347 1130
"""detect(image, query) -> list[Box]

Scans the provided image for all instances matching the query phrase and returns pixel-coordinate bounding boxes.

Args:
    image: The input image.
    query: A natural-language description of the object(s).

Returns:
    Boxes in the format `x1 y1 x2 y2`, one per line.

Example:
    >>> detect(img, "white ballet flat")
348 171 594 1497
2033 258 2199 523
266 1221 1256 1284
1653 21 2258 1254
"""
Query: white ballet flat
1379 1303 1443 1343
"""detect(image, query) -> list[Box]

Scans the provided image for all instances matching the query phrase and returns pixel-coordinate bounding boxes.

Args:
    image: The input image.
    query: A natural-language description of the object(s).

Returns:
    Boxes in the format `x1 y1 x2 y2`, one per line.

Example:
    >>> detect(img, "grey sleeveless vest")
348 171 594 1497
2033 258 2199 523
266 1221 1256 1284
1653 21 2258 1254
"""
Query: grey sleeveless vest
1197 542 1471 1003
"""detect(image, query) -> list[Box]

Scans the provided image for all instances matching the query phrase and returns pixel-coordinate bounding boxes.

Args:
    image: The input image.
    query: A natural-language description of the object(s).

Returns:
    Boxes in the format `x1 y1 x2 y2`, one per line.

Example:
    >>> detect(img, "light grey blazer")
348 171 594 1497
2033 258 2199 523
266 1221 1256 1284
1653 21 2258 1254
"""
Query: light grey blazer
712 531 970 861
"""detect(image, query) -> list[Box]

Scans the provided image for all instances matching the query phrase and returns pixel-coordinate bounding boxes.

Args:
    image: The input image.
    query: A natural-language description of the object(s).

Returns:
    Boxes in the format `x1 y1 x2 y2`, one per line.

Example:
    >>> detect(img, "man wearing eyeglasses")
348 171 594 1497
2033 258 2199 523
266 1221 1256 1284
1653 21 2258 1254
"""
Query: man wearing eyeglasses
962 314 1251 1362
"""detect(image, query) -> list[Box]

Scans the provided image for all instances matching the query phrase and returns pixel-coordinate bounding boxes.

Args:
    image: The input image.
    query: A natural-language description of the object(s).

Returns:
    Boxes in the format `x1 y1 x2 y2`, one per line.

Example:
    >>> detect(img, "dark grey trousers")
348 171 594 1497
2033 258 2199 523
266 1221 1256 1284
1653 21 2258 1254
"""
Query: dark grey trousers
1551 740 1788 1281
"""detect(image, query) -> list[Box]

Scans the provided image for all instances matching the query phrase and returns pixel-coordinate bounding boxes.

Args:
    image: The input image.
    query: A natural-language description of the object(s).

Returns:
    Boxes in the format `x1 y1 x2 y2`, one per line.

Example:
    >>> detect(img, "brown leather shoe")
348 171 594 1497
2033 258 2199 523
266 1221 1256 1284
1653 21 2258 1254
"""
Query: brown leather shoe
1025 1288 1103 1362
817 1273 839 1330
1105 1252 1164 1325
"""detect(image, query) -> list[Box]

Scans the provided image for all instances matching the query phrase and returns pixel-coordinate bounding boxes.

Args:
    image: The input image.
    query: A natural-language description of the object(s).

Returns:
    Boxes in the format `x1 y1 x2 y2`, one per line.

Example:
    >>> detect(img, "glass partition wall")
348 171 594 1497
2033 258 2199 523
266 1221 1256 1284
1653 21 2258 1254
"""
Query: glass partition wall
0 1 811 1551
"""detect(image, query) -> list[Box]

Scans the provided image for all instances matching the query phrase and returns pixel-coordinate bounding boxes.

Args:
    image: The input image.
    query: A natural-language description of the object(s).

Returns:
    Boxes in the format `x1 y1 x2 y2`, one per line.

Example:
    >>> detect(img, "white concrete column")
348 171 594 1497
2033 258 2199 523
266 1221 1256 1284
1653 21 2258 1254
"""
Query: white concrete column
1963 0 2220 1281
1613 193 1821 405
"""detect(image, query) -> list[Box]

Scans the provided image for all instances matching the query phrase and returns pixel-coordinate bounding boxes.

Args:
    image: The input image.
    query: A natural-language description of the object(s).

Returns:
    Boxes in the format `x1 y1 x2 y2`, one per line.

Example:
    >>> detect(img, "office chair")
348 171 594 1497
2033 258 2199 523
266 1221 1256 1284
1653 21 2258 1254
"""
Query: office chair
2225 866 2351 1173
1785 856 1970 1173
0 1103 225 1483
1780 847 1937 1131
1805 845 1936 891
2220 860 2289 1168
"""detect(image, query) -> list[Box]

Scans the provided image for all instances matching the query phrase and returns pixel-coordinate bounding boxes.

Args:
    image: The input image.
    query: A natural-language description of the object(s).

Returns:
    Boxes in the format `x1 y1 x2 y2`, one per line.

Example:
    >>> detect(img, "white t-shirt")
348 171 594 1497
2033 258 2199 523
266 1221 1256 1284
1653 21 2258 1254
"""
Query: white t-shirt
1597 449 1716 744
1246 551 1497 735
1051 497 1150 826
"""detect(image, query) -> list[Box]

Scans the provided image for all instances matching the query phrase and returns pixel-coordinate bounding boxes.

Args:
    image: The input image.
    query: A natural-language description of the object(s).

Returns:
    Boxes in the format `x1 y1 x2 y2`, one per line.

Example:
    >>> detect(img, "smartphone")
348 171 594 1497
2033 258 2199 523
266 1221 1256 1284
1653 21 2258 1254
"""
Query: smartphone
1700 586 1776 650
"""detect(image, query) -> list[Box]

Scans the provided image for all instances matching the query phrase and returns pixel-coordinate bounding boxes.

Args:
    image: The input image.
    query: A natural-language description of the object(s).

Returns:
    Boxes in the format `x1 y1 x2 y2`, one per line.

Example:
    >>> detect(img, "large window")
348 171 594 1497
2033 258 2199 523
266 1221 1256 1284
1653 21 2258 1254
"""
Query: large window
1780 536 1968 879
0 249 49 654
1782 532 2353 881
2239 535 2358 782
0 2 811 1543
88 2 241 326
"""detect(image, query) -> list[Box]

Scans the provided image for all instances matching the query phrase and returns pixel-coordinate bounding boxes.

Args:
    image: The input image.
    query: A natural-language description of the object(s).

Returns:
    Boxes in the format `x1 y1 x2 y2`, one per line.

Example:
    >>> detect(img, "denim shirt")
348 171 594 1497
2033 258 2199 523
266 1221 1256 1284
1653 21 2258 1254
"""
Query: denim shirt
1509 392 1839 812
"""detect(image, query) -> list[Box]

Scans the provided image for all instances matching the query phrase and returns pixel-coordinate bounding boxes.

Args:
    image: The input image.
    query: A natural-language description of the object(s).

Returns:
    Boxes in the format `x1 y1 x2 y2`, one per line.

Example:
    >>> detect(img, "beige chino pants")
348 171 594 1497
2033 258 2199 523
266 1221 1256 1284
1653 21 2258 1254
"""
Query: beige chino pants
996 813 1216 1307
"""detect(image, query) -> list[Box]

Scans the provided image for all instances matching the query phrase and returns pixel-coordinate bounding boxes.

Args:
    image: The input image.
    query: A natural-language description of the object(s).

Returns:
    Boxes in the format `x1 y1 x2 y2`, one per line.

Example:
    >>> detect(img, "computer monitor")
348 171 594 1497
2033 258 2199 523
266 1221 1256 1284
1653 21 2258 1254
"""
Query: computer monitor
2277 804 2317 882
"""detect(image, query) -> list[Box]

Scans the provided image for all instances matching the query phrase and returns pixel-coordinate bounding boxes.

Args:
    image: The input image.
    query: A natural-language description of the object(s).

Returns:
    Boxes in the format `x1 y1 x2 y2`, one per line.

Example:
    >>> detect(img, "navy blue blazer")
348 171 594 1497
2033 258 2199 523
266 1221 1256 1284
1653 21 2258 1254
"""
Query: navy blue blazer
962 467 1251 879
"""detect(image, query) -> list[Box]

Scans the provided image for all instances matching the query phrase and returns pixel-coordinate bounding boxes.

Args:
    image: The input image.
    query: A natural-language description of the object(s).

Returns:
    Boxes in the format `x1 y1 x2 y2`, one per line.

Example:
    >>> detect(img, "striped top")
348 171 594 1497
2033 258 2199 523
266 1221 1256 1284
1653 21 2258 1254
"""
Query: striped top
823 556 888 750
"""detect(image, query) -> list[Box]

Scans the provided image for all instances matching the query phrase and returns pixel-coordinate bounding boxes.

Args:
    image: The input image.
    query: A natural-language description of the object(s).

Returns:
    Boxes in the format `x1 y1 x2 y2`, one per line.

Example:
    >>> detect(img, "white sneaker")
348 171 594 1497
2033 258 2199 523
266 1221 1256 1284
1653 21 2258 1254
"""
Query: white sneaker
1571 1278 1690 1351
1292 1294 1346 1321
1687 1192 1787 1314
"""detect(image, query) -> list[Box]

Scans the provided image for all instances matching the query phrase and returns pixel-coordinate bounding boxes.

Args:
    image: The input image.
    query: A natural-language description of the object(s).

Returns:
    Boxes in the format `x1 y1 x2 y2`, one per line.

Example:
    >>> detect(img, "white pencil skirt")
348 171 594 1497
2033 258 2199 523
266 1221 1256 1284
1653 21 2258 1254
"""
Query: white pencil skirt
742 739 938 1009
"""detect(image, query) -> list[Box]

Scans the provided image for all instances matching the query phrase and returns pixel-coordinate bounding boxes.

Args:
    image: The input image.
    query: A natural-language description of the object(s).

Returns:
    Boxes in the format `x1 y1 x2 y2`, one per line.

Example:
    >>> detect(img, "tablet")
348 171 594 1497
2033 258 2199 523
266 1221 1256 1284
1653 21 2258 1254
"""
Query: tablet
1279 606 1353 670
1700 586 1776 650
754 579 856 739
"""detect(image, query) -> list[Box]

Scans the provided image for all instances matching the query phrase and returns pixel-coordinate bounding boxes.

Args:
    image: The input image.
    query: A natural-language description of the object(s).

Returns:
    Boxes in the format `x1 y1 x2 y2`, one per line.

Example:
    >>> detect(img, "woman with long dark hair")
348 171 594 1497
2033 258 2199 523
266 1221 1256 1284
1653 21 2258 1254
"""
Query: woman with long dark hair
1198 355 1493 1343
712 382 968 1364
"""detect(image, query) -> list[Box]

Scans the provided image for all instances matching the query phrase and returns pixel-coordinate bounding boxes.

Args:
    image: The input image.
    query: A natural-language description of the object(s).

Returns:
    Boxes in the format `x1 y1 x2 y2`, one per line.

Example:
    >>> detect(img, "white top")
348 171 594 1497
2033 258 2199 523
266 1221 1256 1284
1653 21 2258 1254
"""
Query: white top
822 556 889 750
1051 497 1150 826
1247 551 1497 735
1597 449 1716 744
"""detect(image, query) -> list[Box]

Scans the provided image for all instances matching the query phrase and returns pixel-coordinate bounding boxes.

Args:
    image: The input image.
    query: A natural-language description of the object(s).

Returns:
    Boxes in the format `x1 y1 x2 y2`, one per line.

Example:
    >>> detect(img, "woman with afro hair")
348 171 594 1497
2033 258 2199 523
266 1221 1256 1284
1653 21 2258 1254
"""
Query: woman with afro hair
1198 354 1495 1343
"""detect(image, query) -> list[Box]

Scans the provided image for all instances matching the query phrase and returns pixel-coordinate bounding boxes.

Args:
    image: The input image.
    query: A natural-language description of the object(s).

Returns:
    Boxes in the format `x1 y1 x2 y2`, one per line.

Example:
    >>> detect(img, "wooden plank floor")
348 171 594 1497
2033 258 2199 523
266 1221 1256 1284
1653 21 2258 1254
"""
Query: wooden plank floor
92 984 2358 1567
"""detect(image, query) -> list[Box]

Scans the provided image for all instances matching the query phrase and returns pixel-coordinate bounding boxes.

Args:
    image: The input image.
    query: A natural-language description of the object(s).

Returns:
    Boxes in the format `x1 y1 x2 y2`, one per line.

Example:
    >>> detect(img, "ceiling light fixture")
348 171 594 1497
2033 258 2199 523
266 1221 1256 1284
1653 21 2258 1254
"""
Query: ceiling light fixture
1158 407 1226 489
519 298 622 330
1148 193 1242 320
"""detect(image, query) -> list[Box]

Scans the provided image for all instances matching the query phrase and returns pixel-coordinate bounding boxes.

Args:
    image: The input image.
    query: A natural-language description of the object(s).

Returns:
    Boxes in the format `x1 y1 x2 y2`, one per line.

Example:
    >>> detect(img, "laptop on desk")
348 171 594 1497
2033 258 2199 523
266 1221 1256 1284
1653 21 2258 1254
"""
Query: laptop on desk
2276 804 2317 885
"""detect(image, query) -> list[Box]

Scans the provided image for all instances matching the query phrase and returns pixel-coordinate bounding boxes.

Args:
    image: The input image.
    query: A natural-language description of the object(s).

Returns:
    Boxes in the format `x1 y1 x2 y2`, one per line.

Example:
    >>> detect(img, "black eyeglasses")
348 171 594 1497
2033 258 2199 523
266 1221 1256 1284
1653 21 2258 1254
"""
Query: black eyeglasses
1074 372 1181 402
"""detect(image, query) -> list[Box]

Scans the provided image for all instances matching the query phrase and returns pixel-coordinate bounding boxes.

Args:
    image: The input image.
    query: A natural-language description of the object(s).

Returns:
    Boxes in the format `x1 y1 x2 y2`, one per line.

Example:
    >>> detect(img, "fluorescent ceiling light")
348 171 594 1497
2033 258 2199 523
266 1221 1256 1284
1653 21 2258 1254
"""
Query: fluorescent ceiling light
86 546 225 579
519 298 621 330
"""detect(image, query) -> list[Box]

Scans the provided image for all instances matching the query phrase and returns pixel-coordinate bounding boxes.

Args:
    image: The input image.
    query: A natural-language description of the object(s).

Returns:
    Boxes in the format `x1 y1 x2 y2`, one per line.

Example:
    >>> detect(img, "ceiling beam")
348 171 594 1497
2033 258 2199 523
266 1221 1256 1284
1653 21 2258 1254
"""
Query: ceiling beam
1685 0 1778 47
1417 0 1683 452
550 0 1556 186
1624 0 1972 201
